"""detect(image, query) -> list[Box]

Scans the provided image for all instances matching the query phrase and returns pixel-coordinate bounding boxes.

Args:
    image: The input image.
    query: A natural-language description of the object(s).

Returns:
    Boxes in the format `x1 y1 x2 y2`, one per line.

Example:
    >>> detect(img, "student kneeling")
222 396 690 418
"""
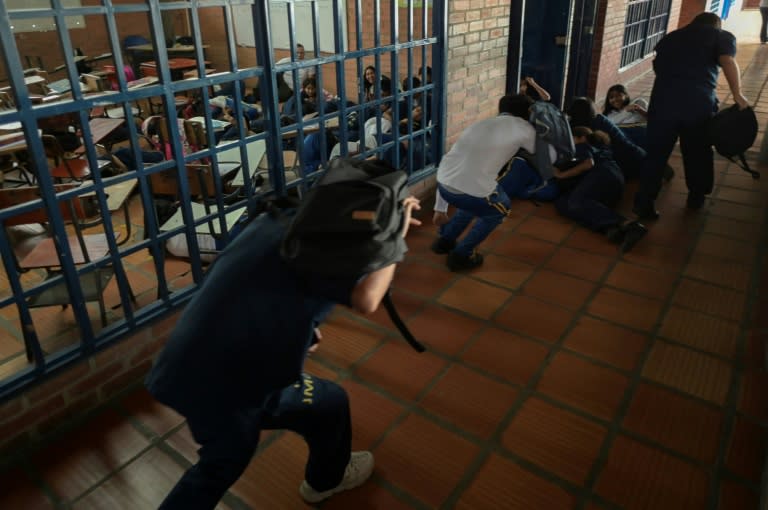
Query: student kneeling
554 127 647 253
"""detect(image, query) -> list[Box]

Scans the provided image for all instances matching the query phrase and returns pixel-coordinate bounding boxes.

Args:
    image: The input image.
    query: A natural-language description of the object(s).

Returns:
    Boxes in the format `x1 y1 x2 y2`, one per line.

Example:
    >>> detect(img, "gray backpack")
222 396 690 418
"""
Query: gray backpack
529 101 576 180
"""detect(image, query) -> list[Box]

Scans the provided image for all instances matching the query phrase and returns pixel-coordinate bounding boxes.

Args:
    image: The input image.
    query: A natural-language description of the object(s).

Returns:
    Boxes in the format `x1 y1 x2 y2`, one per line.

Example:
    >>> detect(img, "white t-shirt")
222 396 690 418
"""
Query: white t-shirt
434 114 536 212
276 57 313 91
605 98 648 126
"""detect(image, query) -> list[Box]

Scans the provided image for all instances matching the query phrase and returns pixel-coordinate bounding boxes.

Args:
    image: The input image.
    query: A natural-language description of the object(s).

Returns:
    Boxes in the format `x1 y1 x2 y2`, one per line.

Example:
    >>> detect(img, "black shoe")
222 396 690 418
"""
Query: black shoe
686 192 705 210
632 205 660 221
620 221 648 253
447 251 484 272
663 165 675 183
605 225 626 244
431 237 456 254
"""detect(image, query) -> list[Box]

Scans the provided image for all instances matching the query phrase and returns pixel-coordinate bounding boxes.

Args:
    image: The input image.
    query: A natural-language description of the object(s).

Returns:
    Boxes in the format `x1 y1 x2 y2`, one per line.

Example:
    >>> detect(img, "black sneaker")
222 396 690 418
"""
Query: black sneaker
431 237 456 255
605 225 626 244
686 192 705 210
447 251 484 272
632 205 660 221
620 221 648 253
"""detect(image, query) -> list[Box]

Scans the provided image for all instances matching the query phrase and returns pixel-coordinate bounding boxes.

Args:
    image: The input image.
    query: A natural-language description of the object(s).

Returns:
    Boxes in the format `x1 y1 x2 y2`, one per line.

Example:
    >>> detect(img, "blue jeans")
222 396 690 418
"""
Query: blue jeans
437 182 509 257
158 374 351 509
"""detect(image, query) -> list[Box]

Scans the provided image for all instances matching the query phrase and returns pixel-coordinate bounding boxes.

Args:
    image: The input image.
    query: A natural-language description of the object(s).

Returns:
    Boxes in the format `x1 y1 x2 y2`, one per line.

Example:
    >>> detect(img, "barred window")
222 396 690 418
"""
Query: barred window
620 0 672 68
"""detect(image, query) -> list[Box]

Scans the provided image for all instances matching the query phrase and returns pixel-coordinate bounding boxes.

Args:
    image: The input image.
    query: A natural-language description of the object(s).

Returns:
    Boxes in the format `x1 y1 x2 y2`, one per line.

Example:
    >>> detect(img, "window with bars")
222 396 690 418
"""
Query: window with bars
619 0 672 68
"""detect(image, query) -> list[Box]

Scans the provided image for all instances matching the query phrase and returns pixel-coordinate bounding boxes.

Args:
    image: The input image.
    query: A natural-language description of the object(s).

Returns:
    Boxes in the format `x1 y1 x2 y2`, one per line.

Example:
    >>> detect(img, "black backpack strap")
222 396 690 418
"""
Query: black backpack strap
381 289 425 353
726 153 760 180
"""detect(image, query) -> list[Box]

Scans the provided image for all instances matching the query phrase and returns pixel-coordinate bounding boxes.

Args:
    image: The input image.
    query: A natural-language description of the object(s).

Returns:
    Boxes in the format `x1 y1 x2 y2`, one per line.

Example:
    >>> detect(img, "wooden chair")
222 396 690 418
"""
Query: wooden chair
40 134 111 182
182 119 241 179
0 185 119 346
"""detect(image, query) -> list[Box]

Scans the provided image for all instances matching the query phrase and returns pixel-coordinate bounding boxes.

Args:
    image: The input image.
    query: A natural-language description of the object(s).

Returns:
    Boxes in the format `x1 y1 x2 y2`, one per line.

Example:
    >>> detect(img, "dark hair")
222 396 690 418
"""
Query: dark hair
380 76 393 95
572 125 611 147
363 65 376 83
419 65 432 82
602 84 630 115
567 97 596 128
498 94 534 118
302 77 316 90
402 76 421 91
691 12 721 28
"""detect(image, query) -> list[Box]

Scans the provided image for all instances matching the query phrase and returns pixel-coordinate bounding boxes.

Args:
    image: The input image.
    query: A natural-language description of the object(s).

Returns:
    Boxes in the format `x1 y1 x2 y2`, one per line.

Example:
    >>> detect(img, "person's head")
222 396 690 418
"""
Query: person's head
296 43 306 60
418 65 432 84
402 76 421 98
364 66 376 85
302 77 317 98
498 94 534 118
380 76 393 96
690 12 722 29
572 125 610 147
567 97 597 128
603 84 631 114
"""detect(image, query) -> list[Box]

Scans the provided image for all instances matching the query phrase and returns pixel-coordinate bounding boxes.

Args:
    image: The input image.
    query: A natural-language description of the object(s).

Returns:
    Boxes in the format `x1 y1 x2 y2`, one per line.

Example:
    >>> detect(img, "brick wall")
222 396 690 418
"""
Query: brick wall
0 0 505 457
590 0 682 108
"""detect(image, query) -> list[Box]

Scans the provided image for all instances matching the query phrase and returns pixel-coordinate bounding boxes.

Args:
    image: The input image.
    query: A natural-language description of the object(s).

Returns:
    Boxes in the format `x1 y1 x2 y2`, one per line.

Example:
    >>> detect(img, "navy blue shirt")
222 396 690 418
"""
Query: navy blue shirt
145 213 358 415
652 23 737 106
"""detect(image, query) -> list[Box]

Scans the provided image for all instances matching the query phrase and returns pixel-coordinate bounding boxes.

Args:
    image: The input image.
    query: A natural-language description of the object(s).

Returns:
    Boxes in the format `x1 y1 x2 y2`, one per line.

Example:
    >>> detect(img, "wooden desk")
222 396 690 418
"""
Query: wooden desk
160 201 245 235
140 58 210 81
74 118 125 154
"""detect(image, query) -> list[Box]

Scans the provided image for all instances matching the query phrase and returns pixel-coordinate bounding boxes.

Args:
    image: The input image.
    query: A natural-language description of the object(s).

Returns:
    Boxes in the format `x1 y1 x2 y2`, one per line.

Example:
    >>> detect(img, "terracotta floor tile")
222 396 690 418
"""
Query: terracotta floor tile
726 417 767 482
685 252 752 291
620 242 689 273
455 453 577 510
405 303 485 355
694 233 755 264
522 269 596 310
493 295 573 343
672 278 746 322
587 287 664 331
642 214 700 246
709 200 762 223
374 413 480 508
72 447 195 510
622 382 724 463
501 397 606 484
658 306 739 358
303 358 339 381
392 258 457 299
32 409 151 502
595 435 709 510
0 467 55 509
739 371 768 420
562 316 649 371
354 340 447 401
604 261 677 301
516 216 575 244
342 380 405 450
471 254 535 290
719 480 760 510
537 352 629 421
564 228 621 257
313 314 385 370
704 215 762 243
545 247 614 282
322 480 414 510
419 364 519 439
460 327 550 385
231 433 313 510
488 232 558 266
437 278 512 320
642 341 732 405
118 387 185 438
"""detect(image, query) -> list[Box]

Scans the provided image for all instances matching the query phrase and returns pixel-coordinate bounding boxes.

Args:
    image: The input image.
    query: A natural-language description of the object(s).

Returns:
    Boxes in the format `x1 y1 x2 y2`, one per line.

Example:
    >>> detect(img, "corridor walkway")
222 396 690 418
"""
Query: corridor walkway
1 43 768 510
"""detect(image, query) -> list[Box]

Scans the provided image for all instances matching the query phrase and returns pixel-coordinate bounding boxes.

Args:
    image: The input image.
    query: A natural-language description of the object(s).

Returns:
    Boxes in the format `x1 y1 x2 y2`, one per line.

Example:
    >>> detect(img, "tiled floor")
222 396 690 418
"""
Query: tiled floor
2 45 768 510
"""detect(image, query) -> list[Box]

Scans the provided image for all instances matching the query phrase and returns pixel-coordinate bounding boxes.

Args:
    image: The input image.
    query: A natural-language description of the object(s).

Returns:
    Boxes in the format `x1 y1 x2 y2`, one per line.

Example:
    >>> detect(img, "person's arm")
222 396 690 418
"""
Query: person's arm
350 196 421 313
719 55 749 109
525 77 551 102
554 158 593 179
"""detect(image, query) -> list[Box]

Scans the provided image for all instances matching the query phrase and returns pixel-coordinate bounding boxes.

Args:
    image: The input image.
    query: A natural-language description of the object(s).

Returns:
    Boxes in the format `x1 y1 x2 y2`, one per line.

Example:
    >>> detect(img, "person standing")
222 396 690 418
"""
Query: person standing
277 43 315 92
760 0 768 44
431 94 536 271
633 12 749 219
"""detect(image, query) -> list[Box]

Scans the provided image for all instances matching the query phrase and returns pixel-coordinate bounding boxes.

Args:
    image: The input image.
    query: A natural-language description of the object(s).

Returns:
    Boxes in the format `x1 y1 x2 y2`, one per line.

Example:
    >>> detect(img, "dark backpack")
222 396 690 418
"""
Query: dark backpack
707 104 759 179
528 101 576 180
280 157 424 351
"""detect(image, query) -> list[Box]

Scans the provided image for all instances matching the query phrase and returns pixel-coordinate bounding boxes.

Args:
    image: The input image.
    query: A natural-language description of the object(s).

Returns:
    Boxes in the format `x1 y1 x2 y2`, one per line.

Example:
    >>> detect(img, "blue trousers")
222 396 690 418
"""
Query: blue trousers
159 374 351 509
555 167 624 232
635 100 715 210
437 182 510 257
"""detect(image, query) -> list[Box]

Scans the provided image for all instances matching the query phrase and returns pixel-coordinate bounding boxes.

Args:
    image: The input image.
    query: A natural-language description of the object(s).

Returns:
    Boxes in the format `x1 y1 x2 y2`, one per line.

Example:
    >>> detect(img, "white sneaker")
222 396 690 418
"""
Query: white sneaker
299 451 374 503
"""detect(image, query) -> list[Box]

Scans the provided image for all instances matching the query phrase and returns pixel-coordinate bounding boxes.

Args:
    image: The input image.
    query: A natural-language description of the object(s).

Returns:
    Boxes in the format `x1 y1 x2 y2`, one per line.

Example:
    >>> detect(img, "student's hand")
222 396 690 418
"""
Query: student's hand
734 93 750 110
402 196 422 238
307 327 322 355
433 211 449 226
